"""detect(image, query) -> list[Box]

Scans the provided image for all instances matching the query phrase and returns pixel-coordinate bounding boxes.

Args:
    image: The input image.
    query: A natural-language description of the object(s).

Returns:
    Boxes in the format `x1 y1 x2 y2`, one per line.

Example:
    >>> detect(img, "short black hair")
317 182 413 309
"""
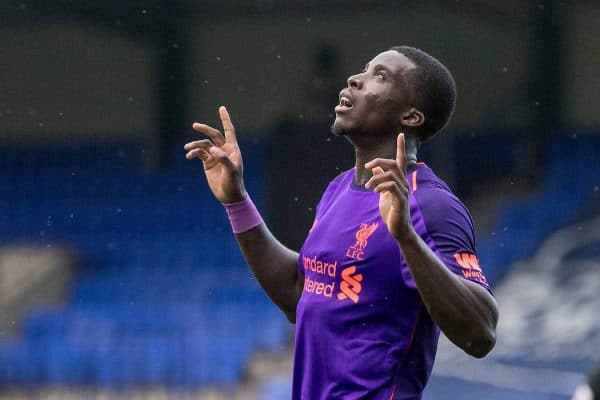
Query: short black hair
390 46 457 142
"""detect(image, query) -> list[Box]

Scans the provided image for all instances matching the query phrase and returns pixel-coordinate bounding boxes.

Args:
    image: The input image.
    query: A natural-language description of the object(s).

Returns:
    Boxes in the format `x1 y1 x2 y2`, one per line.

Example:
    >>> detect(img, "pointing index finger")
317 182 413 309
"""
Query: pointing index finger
396 133 407 174
219 106 237 144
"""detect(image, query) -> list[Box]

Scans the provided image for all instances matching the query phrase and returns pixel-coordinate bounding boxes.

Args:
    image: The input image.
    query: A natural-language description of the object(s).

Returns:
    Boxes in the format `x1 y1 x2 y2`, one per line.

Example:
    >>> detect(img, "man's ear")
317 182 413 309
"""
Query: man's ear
400 108 425 128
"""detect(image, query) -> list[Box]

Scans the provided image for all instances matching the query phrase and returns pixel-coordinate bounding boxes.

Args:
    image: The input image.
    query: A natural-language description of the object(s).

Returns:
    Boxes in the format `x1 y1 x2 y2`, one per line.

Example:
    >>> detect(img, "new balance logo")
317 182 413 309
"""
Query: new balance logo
453 253 482 271
453 252 488 285
337 266 362 303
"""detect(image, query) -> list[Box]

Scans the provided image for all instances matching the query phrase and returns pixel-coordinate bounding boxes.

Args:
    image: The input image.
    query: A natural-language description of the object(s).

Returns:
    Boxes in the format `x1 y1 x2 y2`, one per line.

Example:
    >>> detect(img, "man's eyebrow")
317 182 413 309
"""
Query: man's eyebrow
371 64 392 73
363 63 392 72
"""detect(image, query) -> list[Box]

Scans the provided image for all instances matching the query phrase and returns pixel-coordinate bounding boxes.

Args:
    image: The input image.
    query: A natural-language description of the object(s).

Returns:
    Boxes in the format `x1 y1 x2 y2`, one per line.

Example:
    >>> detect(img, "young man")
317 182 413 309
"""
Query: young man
184 46 498 399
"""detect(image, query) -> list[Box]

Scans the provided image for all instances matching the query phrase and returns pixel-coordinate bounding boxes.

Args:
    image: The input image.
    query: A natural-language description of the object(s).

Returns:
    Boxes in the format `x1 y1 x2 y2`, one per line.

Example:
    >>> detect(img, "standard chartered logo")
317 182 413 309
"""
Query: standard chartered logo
337 266 363 303
302 255 364 303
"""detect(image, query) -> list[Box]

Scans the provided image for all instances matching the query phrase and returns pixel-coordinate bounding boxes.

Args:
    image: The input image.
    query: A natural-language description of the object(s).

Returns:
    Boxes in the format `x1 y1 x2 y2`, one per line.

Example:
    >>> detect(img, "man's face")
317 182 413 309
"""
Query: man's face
332 50 417 138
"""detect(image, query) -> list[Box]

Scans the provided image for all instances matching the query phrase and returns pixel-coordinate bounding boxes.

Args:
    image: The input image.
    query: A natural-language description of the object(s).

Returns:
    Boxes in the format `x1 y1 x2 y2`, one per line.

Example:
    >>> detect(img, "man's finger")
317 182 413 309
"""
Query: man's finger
208 146 236 170
396 133 407 174
365 158 398 171
365 169 408 191
365 158 406 180
219 106 238 144
192 122 226 146
374 181 400 195
186 148 211 161
184 139 214 151
372 166 385 175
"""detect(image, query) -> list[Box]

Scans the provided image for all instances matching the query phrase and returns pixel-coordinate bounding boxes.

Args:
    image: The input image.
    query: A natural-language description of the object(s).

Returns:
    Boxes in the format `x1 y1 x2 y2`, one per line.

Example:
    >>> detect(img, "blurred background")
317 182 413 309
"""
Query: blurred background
0 0 599 399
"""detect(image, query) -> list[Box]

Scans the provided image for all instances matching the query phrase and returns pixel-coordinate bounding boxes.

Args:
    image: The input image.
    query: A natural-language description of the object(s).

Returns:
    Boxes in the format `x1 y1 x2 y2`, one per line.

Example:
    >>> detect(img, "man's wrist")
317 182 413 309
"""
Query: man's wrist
223 194 263 234
394 225 419 246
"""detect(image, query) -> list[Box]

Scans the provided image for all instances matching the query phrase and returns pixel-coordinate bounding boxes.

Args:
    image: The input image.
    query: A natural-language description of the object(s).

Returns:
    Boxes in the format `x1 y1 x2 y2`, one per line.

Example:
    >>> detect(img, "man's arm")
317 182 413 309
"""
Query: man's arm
396 230 498 357
184 106 302 322
365 133 498 358
235 224 302 322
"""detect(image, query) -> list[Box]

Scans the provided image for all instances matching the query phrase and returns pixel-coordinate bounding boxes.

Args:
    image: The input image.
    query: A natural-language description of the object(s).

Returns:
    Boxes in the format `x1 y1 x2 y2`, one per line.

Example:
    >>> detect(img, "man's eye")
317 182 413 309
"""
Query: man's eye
376 72 387 80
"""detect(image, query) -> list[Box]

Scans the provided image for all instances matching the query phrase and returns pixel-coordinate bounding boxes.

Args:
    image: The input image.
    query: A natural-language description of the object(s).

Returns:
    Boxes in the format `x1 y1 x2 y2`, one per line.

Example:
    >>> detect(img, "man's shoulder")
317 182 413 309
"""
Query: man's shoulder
331 168 354 184
323 168 353 194
411 164 473 224
314 168 354 215
411 163 451 193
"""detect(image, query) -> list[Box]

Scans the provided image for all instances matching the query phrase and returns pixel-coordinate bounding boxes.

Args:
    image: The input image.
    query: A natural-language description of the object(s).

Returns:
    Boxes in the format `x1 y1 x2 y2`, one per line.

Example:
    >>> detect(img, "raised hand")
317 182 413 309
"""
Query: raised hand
184 106 246 204
364 133 412 240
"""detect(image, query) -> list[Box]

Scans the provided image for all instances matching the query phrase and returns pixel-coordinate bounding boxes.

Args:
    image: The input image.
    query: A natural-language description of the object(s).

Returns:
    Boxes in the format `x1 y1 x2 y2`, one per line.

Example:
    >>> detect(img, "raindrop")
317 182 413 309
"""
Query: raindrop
117 208 122 213
502 67 508 72
593 185 599 192
39 122 44 127
142 9 147 14
58 112 63 116
19 3 25 10
127 97 134 103
308 207 313 212
276 54 281 60
571 133 577 139
534 101 540 106
216 56 221 61
305 17 312 23
503 227 508 231
39 231 45 237
69 213 74 218
326 138 331 142
577 226 583 231
294 196 299 201
172 43 179 49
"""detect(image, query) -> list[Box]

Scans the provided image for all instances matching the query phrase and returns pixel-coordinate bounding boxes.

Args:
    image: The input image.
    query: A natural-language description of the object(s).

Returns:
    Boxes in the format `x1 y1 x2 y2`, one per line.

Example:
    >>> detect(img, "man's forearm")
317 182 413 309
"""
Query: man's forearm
235 223 302 322
397 228 498 357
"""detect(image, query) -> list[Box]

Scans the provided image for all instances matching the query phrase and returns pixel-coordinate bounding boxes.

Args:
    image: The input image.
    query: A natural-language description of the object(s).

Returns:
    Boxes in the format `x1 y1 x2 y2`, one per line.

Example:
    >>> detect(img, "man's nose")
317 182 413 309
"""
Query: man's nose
347 74 362 89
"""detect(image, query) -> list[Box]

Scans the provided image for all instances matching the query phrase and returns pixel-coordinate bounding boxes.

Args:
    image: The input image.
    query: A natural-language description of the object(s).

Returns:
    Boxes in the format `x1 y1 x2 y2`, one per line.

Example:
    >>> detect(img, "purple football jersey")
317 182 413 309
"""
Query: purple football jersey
293 163 489 400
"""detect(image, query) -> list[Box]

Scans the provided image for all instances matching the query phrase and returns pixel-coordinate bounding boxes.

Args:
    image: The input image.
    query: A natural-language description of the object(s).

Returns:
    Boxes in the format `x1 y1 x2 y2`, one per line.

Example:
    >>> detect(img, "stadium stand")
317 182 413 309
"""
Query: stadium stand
476 132 600 283
426 215 600 399
0 140 291 392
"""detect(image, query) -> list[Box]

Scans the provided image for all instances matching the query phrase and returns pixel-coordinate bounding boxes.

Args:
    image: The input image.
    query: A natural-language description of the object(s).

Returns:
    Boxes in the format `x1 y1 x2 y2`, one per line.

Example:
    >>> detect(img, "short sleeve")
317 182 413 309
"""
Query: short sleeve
411 186 490 290
314 170 352 219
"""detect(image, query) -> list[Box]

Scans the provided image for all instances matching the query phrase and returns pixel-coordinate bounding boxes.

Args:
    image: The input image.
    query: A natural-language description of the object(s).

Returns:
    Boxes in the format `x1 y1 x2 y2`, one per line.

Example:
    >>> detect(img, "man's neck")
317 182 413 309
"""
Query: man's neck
352 135 418 186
